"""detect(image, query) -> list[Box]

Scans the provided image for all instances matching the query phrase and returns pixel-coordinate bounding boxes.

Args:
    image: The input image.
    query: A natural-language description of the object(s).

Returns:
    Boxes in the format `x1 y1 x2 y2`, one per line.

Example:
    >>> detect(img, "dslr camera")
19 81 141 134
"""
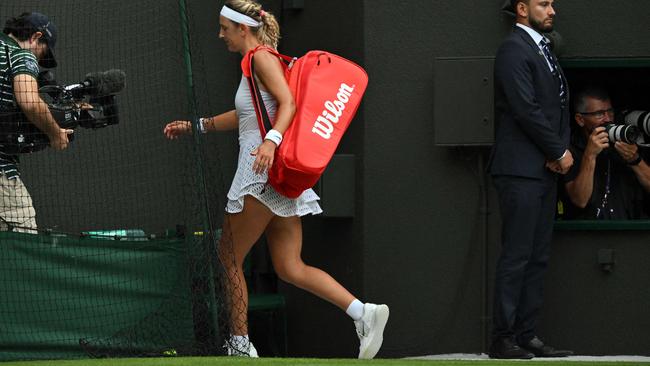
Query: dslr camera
604 123 640 145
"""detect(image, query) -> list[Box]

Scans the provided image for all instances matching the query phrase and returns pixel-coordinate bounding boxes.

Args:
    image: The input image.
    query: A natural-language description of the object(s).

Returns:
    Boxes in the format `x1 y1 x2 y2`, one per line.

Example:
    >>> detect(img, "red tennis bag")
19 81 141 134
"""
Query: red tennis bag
242 46 368 198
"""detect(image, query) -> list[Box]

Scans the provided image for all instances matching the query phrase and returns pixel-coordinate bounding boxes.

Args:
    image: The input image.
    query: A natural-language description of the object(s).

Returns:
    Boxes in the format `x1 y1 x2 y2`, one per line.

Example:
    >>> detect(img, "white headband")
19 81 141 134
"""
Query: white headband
220 5 261 27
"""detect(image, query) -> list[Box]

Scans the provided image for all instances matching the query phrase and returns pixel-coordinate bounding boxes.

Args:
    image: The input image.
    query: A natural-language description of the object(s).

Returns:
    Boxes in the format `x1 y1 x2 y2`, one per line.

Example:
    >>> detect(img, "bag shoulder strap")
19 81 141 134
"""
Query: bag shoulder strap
246 54 272 137
243 45 292 138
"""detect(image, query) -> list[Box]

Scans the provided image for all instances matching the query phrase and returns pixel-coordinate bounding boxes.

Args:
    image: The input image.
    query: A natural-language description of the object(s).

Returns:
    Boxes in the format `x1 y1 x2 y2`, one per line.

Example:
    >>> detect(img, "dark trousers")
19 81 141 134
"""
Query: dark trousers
491 174 557 344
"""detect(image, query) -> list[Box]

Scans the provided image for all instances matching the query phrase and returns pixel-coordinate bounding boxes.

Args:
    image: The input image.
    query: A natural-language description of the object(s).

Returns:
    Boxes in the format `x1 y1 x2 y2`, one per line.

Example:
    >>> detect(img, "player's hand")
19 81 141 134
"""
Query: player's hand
163 120 192 139
251 140 277 175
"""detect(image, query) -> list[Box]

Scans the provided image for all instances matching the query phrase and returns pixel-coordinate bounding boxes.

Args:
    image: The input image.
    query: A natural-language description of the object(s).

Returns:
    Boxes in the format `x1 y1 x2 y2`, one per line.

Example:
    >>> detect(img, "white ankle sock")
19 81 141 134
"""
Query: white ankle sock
346 299 364 321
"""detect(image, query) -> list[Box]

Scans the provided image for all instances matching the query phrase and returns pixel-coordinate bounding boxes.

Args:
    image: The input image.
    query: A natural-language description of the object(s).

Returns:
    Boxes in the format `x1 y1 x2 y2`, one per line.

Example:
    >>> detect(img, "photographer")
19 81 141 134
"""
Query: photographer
562 86 650 219
1 12 72 233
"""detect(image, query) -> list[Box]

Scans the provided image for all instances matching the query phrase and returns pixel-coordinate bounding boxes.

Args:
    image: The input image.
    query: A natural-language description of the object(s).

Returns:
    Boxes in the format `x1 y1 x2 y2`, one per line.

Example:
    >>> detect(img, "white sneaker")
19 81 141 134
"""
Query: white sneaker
354 303 389 359
225 338 259 358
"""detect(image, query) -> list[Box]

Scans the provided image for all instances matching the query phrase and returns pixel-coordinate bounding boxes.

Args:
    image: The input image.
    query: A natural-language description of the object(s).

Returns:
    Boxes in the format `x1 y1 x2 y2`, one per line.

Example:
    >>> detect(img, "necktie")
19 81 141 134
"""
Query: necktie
540 39 566 102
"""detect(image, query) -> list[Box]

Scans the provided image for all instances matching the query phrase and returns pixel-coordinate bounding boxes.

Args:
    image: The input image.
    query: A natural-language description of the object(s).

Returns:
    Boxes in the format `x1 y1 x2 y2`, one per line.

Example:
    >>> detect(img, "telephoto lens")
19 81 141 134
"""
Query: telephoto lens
604 123 640 144
623 110 650 136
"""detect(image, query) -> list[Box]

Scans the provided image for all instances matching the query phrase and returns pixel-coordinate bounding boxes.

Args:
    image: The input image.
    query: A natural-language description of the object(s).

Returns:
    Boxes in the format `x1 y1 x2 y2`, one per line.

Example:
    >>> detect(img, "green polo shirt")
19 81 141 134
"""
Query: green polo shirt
1 33 40 179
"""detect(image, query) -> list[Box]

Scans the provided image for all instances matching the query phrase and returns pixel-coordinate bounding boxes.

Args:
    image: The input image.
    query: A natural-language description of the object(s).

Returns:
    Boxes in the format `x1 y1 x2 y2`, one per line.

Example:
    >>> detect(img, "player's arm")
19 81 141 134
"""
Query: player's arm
163 110 238 139
201 110 239 132
254 50 295 135
248 50 295 174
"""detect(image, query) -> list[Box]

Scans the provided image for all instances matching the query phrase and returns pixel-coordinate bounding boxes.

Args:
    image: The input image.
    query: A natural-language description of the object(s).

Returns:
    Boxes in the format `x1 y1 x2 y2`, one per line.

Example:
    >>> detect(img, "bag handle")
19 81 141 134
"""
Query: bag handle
250 45 294 64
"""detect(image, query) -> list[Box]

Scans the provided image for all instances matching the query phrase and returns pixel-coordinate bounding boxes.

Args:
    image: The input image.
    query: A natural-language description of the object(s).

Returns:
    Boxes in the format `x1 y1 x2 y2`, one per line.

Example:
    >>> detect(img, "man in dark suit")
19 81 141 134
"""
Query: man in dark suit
488 0 574 359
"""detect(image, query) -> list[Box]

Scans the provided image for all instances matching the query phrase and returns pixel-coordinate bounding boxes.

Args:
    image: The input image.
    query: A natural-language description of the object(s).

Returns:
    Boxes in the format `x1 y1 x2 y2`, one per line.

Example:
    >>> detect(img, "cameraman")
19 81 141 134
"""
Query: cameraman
562 86 650 219
1 12 71 233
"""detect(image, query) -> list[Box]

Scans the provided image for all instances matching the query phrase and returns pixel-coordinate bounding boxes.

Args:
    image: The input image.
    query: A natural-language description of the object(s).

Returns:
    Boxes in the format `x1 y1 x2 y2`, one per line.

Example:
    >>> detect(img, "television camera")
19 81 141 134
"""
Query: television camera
0 69 125 154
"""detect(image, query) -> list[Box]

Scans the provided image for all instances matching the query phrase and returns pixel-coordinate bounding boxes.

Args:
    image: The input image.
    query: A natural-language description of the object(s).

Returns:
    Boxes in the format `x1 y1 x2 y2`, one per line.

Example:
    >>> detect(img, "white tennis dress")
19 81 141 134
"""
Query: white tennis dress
225 76 322 217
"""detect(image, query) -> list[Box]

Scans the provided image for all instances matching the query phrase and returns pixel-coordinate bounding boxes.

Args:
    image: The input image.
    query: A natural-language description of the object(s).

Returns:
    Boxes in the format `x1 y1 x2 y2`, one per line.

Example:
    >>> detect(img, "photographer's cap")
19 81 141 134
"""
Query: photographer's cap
25 12 57 68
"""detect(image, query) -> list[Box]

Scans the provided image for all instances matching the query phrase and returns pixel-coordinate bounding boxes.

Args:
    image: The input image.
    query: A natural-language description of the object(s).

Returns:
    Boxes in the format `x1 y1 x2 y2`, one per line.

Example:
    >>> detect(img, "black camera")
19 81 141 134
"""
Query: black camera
41 88 119 130
0 70 125 154
604 123 640 145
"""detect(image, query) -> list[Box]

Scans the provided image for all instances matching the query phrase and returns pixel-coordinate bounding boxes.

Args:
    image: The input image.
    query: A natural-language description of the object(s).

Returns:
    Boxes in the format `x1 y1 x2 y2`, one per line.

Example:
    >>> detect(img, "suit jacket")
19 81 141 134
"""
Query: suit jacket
488 26 570 179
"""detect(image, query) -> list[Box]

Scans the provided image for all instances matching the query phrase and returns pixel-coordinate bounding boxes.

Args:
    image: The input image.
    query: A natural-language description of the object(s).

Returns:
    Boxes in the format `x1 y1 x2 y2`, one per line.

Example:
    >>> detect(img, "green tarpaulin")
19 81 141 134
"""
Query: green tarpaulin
0 232 199 361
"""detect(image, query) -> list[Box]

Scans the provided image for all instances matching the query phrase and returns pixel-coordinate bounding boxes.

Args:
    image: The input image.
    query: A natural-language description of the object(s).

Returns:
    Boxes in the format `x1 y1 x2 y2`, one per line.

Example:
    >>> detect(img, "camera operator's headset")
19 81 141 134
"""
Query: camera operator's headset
0 45 50 154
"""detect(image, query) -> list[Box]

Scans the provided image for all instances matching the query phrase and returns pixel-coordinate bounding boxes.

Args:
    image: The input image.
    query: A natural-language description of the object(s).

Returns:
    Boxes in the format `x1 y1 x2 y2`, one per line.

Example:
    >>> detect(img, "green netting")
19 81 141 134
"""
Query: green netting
0 0 244 361
0 232 195 359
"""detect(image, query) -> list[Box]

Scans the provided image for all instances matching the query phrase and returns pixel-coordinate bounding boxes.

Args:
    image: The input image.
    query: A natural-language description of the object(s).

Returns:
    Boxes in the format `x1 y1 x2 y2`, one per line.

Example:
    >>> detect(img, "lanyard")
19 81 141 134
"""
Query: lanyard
595 157 612 219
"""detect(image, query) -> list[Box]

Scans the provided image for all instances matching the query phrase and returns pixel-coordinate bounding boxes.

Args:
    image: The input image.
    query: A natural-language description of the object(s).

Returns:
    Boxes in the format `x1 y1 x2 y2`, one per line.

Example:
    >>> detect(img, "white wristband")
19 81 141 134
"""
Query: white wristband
264 129 283 146
198 118 208 134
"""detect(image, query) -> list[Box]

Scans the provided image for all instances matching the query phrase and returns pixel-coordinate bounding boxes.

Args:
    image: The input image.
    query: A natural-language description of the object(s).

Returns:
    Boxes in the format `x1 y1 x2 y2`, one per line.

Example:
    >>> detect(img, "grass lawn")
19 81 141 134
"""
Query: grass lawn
2 358 649 366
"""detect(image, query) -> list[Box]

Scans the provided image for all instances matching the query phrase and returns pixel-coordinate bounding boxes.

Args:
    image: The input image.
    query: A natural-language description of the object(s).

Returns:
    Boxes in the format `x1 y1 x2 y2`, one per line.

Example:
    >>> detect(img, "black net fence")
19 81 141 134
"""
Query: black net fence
0 0 247 361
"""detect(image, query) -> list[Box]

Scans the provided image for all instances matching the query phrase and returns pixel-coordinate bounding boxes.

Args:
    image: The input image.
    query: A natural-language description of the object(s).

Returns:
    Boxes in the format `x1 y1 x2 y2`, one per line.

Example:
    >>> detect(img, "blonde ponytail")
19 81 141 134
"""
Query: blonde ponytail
225 0 280 49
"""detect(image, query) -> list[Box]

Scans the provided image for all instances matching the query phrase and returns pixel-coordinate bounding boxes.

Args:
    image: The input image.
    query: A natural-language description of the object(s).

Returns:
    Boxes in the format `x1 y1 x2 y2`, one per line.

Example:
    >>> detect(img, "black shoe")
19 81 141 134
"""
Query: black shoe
520 336 573 358
488 337 534 359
